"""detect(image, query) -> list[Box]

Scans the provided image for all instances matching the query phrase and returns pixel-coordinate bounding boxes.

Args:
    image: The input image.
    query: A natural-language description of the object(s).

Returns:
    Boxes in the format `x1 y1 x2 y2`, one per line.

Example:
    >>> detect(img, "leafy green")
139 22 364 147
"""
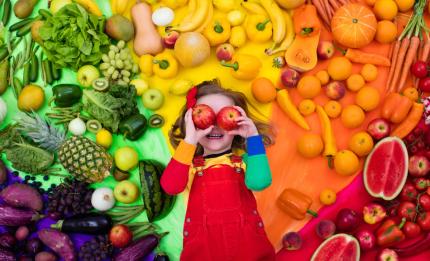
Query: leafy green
39 3 110 71
108 84 139 119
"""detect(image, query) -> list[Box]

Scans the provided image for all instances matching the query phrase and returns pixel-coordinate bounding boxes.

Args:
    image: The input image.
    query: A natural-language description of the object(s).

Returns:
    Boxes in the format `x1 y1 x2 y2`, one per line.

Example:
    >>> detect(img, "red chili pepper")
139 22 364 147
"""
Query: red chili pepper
376 218 406 247
415 178 429 191
402 221 422 238
400 183 418 202
418 211 430 231
419 194 430 211
398 202 417 221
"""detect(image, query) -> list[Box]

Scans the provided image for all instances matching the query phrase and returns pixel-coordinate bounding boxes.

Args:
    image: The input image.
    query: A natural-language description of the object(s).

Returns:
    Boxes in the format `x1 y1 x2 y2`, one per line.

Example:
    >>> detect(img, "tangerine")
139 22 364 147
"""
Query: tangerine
297 133 324 158
297 75 322 99
341 105 365 128
360 64 378 82
348 131 374 157
251 77 277 103
356 86 380 111
327 57 352 81
347 74 365 92
298 99 316 116
320 189 337 205
324 100 342 118
402 87 419 101
334 150 360 176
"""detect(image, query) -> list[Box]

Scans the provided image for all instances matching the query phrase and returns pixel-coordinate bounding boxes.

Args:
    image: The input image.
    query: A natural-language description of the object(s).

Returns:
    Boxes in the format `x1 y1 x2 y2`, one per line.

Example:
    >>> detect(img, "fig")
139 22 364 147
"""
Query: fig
282 232 302 250
315 219 336 239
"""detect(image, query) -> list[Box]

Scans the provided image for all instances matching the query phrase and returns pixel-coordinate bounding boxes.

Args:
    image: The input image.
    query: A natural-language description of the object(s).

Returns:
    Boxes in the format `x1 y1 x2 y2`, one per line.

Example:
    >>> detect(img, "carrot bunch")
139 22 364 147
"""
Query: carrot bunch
311 0 352 29
387 0 430 93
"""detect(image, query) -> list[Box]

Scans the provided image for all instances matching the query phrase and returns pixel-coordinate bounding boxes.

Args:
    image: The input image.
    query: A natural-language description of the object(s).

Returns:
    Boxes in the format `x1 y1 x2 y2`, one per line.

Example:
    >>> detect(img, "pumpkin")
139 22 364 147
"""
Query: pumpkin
331 3 377 49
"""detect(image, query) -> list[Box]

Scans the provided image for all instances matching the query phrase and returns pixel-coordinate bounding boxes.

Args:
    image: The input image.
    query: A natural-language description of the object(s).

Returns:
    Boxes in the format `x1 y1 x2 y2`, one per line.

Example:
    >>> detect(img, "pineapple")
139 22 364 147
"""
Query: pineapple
15 112 113 182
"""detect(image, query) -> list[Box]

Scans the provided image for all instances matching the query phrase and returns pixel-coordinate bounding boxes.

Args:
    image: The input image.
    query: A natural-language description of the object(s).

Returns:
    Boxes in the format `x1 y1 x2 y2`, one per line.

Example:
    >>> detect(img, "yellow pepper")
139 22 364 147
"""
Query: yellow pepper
152 52 178 79
229 26 247 48
203 17 231 46
139 54 154 77
316 105 337 167
276 89 310 130
245 14 272 43
220 54 261 80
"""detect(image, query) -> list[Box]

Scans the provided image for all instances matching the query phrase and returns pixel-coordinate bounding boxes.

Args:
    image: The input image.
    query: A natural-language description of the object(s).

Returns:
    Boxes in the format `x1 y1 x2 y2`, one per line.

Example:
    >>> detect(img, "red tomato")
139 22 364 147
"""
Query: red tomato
398 201 417 221
402 221 422 238
415 178 429 191
419 77 430 92
419 194 430 211
411 61 428 78
418 211 430 231
400 183 418 202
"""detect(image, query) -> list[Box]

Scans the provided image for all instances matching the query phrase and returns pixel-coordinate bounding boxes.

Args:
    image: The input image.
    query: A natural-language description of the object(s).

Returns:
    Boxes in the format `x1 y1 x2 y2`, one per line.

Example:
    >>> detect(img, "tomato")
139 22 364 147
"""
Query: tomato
415 178 429 191
400 183 418 202
398 201 417 221
418 77 430 92
418 211 430 231
411 61 428 78
402 221 422 238
418 194 430 211
427 186 430 196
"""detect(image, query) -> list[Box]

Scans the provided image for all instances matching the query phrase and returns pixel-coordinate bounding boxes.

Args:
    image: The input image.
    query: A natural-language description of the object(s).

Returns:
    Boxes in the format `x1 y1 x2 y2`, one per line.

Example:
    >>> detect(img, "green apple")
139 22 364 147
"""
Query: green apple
114 146 138 171
77 65 100 88
50 0 72 13
142 88 164 110
114 180 139 204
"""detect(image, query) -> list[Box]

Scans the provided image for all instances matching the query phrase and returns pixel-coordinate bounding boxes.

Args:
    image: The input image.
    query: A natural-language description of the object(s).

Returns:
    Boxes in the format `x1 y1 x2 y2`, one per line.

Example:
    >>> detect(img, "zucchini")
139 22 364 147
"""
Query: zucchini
139 160 175 222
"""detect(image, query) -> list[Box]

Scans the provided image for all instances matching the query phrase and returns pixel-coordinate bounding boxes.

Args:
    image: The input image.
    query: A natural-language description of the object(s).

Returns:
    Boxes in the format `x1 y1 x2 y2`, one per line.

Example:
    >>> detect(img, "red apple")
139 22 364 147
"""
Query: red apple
378 249 399 261
215 43 234 61
355 229 376 251
217 106 241 131
317 41 335 60
280 68 300 88
109 225 132 248
325 81 346 100
409 155 430 177
367 118 391 140
192 104 216 129
163 31 179 49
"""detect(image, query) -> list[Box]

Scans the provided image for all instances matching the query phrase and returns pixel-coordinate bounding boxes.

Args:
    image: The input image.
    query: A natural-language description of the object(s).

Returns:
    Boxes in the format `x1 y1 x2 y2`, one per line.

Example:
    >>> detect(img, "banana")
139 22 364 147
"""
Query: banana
213 0 241 12
241 1 267 15
195 2 214 32
116 0 129 15
169 79 194 96
111 0 118 13
260 0 285 44
180 0 198 25
265 11 295 55
73 0 103 16
168 0 210 32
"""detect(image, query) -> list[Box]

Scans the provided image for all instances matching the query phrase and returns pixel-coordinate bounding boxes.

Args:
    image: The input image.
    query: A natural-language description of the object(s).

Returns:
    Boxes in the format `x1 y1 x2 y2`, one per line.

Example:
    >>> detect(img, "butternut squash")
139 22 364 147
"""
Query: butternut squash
131 2 164 56
285 32 320 72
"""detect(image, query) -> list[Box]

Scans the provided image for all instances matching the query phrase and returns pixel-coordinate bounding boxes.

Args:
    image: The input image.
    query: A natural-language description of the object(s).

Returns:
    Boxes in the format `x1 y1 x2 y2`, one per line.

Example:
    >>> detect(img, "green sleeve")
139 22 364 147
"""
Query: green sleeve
242 153 272 191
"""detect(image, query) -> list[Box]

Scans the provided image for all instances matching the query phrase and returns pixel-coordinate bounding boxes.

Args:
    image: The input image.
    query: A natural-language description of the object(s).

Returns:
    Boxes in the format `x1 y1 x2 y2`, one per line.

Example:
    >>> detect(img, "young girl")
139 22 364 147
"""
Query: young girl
160 79 276 260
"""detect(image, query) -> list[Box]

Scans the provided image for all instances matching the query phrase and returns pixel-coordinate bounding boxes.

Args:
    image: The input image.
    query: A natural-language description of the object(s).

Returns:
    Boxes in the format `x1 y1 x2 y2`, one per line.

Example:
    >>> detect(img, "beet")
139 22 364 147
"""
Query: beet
38 229 76 261
0 184 43 211
0 205 39 226
0 248 16 261
0 233 16 249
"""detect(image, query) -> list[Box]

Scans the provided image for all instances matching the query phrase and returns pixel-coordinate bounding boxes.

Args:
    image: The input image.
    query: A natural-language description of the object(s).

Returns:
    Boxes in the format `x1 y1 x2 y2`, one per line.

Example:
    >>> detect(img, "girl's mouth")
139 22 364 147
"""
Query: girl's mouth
206 134 224 139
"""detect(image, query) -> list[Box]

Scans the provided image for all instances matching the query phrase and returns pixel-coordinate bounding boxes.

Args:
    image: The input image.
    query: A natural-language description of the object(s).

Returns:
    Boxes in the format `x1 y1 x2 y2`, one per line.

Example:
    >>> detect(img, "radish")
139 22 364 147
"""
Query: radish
68 117 86 136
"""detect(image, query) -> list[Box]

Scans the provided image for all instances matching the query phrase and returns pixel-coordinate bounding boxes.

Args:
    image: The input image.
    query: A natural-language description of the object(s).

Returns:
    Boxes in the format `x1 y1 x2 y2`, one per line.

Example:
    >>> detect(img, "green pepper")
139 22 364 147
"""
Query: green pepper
119 114 148 141
49 84 83 108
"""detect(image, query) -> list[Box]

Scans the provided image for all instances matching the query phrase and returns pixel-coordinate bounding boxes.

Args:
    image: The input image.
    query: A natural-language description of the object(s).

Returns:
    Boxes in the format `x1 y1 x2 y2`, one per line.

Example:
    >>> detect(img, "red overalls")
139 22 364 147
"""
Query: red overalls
180 155 276 261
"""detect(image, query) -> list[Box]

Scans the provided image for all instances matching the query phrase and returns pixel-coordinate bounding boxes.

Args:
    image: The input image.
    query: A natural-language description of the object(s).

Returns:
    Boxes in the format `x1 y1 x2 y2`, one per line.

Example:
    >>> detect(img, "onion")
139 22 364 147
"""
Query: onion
91 187 115 211
0 97 7 124
68 117 86 136
152 7 174 26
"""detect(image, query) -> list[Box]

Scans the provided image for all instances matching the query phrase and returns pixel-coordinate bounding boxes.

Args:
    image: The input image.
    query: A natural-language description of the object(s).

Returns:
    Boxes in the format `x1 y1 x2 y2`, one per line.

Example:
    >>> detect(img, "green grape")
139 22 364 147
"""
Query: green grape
108 51 115 60
121 70 131 77
116 60 124 69
102 54 110 63
112 70 119 80
107 66 115 75
122 76 130 83
100 63 110 70
117 40 125 49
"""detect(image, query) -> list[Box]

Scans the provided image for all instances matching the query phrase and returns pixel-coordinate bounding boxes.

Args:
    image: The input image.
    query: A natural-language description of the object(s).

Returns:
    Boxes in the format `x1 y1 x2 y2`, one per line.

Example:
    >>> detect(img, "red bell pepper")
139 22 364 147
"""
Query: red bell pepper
418 211 430 231
376 218 406 247
398 202 417 221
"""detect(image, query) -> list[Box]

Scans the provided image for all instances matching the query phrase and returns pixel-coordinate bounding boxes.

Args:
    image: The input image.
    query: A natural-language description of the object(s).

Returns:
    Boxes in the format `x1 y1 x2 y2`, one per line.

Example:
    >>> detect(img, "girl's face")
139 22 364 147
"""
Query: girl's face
196 93 235 155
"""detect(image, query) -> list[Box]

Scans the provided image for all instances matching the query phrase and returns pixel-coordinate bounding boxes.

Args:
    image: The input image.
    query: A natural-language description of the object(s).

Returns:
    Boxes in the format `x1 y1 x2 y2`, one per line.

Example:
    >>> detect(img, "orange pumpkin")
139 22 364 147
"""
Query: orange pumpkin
331 3 377 48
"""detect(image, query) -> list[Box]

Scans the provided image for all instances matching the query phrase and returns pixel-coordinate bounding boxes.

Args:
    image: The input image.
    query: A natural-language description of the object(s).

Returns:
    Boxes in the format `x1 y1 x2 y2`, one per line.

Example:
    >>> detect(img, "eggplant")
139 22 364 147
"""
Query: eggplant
154 253 170 261
0 183 43 211
0 205 39 226
38 229 76 261
393 232 430 257
51 214 112 235
114 234 161 261
0 248 15 261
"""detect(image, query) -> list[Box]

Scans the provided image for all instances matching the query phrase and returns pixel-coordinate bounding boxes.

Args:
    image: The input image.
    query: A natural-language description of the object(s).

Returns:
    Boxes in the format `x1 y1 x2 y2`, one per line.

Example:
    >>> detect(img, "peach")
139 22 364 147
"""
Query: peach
280 68 300 88
215 43 234 61
163 31 179 49
325 81 346 100
317 41 335 60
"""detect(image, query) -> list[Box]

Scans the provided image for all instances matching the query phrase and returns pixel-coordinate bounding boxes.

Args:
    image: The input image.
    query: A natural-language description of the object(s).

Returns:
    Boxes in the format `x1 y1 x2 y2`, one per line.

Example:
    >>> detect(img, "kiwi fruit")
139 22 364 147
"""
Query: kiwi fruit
105 15 135 42
92 78 109 91
86 120 102 134
149 114 165 128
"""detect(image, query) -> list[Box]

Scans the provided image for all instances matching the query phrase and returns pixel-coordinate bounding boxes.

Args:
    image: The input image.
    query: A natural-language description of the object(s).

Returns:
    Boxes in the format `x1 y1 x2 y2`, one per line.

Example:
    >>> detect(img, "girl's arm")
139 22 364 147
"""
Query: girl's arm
160 140 196 195
243 135 272 191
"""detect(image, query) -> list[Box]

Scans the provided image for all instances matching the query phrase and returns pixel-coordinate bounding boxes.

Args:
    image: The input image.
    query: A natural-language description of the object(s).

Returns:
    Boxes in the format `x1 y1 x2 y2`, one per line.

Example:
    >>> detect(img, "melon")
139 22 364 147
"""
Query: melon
311 233 360 261
363 137 408 200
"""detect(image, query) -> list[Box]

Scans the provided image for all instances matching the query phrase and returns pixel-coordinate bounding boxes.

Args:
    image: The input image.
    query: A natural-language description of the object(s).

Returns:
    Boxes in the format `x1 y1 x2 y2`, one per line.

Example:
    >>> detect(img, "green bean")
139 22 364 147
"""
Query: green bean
51 64 61 81
13 77 23 96
16 21 34 37
1 0 11 26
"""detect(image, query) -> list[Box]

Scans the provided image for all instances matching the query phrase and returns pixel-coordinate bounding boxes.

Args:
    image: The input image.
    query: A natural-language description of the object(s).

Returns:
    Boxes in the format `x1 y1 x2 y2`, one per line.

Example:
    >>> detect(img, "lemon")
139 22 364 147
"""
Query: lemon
96 129 113 149
114 146 139 171
130 79 149 96
227 9 246 26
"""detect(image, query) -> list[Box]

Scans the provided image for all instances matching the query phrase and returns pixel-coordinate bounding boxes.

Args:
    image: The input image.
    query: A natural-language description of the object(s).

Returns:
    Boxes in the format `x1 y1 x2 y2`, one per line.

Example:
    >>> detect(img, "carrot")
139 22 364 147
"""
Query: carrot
417 37 425 61
344 48 391 66
323 0 332 20
312 0 330 27
329 0 340 10
397 36 420 92
387 40 401 90
420 34 430 61
389 37 411 92
391 102 424 138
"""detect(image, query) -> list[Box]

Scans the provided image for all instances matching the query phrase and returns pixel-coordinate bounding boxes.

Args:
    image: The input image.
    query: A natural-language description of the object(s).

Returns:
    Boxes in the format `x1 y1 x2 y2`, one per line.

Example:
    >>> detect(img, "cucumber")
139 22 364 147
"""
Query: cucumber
139 160 175 222
9 17 35 32
1 0 11 26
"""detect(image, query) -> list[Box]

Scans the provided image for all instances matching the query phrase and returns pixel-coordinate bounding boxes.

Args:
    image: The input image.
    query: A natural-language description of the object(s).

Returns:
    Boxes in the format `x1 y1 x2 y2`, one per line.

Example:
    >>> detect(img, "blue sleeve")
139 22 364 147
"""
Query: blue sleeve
243 135 272 191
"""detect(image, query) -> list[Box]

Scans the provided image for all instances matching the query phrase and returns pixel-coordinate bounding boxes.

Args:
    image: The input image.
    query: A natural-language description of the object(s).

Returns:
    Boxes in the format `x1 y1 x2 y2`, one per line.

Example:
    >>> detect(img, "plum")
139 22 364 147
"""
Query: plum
282 232 302 250
336 208 360 232
315 220 336 239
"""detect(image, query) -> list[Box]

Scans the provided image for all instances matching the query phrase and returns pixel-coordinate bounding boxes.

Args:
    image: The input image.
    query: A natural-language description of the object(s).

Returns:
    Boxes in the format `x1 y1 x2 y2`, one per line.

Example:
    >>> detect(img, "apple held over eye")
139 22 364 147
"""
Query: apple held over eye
77 65 100 88
192 104 216 129
217 106 241 131
109 224 132 248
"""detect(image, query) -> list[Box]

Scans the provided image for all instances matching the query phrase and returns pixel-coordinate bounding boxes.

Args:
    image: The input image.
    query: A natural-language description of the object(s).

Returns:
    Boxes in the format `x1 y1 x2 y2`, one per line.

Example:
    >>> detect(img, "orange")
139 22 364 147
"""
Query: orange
324 100 342 118
298 99 316 116
327 57 352 81
361 64 378 82
403 87 419 101
297 75 321 99
334 150 360 176
341 105 365 129
347 74 365 92
251 77 277 103
356 86 380 111
297 133 324 158
348 131 374 157
375 20 397 44
316 70 330 85
18 84 45 112
365 0 377 6
395 0 414 12
320 189 337 205
374 0 398 20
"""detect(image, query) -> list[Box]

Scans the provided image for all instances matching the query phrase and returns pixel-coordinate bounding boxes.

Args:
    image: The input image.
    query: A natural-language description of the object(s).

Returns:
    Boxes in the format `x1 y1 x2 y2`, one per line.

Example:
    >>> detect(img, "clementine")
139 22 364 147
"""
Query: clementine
251 77 277 103
297 133 324 158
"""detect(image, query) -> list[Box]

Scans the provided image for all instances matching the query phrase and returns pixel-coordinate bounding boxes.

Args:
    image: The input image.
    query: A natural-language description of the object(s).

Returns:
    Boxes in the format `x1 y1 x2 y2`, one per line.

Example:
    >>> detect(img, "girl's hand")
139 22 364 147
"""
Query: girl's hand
184 108 214 145
227 106 259 138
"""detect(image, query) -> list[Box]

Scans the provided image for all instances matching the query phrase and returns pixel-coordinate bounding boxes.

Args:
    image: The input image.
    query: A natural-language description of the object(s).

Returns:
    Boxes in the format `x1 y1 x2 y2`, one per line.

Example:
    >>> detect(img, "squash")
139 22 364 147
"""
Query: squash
131 2 164 56
285 32 320 72
331 3 377 49
0 97 7 125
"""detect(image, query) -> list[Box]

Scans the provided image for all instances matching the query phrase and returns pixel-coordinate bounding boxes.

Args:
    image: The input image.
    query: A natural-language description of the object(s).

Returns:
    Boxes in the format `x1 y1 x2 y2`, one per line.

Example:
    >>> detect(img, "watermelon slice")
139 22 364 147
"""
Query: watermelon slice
363 137 408 200
311 233 360 261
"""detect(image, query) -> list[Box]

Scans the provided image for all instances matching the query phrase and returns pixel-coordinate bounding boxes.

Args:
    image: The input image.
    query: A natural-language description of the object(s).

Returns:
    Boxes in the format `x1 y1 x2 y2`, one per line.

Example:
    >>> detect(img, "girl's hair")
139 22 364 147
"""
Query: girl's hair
169 79 275 155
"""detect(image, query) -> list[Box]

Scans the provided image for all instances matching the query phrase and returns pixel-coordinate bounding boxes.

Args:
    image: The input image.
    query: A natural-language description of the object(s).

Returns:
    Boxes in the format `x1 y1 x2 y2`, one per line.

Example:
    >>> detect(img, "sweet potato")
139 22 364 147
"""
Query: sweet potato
0 183 43 211
38 229 76 261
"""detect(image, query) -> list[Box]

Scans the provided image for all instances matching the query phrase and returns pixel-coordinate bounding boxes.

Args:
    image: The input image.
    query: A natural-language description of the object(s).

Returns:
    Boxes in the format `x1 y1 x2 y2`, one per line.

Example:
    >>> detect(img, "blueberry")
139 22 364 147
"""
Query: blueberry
43 175 49 181
30 176 36 181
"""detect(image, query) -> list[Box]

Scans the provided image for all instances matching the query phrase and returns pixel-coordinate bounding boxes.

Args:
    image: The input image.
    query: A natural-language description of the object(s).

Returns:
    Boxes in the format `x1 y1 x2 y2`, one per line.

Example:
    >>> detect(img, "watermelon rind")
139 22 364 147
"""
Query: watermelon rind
310 233 360 261
363 136 408 200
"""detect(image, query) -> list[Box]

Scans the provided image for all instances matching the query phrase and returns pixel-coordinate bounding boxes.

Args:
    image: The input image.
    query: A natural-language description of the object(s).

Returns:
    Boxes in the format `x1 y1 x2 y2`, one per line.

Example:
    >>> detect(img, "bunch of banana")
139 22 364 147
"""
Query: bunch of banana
265 11 295 55
241 1 267 15
167 0 213 32
213 0 241 12
111 0 131 14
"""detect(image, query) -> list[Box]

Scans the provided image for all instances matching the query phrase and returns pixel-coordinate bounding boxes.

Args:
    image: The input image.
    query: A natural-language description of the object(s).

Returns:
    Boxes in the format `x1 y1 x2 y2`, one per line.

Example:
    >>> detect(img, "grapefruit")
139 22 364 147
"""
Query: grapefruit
311 233 360 261
363 137 408 200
